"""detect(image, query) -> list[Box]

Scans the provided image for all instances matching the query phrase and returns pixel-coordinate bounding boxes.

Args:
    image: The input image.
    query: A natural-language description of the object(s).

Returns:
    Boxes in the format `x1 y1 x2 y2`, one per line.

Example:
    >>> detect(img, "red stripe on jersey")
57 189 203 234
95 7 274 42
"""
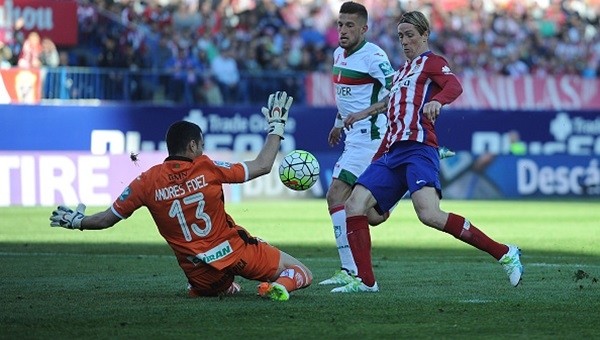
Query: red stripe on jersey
381 52 462 151
331 74 377 85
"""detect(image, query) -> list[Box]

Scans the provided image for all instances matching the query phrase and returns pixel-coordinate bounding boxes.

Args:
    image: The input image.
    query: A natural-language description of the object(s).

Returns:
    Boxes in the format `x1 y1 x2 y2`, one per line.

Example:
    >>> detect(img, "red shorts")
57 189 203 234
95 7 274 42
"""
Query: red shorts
177 230 281 297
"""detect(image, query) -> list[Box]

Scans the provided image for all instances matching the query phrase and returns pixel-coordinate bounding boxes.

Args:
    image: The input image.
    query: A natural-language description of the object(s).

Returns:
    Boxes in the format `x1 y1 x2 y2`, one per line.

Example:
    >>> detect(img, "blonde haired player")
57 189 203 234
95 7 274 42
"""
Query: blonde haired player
336 11 523 293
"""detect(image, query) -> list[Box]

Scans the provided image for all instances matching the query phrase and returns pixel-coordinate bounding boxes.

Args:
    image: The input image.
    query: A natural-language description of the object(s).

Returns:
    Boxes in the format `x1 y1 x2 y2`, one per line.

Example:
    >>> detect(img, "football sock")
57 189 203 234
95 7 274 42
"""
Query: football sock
329 204 357 275
443 213 508 260
346 215 376 287
275 265 312 292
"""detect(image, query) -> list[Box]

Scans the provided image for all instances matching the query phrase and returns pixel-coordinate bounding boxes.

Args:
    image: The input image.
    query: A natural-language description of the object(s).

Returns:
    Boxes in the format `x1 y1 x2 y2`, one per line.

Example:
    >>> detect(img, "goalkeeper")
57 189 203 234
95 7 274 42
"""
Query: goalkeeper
49 91 312 302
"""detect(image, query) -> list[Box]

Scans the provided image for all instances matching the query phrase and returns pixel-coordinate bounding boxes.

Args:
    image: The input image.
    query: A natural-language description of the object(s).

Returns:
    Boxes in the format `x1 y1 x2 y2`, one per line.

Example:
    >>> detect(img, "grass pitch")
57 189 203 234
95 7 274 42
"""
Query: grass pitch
1 199 599 339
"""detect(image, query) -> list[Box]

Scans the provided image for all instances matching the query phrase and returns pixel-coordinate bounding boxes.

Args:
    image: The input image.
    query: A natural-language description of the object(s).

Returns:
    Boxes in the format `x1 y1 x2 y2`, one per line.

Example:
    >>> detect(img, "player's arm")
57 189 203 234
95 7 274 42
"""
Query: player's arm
245 91 293 180
328 112 343 147
50 204 121 231
343 95 389 129
423 58 463 123
245 134 284 180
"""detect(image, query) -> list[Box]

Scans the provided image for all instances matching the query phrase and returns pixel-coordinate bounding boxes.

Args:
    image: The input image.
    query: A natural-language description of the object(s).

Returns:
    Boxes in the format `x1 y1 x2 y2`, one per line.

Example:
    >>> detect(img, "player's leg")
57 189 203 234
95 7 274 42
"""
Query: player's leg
258 250 313 301
411 186 523 286
322 178 356 285
366 207 390 226
173 250 240 297
330 184 380 293
184 263 239 297
332 158 407 293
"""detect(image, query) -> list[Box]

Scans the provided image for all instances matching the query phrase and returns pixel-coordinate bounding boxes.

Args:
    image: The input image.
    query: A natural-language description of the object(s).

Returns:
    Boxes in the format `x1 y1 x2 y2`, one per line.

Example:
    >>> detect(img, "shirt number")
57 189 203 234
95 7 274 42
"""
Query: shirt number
168 192 212 241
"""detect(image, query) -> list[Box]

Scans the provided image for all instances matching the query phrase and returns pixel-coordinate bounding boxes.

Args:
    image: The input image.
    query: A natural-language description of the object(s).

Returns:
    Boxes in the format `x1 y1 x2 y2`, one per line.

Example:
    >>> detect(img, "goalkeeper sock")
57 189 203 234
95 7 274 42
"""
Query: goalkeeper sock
346 215 376 287
275 265 312 292
330 205 357 275
443 213 508 260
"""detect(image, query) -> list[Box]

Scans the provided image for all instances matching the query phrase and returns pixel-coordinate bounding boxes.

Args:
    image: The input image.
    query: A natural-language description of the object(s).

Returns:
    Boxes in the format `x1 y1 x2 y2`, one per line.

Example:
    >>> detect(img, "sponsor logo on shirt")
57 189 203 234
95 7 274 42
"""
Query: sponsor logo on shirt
379 62 394 76
189 240 233 264
442 65 452 74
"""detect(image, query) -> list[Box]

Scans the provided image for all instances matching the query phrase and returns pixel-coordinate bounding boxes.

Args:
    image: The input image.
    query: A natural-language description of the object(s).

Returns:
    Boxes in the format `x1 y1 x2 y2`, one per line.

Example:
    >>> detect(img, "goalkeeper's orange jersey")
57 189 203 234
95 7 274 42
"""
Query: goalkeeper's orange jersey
112 155 249 270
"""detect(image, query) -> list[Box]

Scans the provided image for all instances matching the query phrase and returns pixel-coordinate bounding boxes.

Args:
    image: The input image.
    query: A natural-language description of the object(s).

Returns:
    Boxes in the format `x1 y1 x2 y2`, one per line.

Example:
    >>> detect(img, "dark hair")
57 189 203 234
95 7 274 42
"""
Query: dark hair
166 121 202 155
398 11 430 36
340 1 368 22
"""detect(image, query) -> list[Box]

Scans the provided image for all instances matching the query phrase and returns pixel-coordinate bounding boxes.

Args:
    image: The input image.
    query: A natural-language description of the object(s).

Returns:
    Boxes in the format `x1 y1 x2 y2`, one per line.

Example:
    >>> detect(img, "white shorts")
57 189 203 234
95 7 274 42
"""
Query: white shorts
332 118 386 185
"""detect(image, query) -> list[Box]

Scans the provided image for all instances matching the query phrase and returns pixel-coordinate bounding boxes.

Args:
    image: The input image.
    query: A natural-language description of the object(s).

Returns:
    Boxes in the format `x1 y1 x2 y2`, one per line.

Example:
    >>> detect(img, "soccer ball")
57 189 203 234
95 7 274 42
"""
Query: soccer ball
278 150 320 191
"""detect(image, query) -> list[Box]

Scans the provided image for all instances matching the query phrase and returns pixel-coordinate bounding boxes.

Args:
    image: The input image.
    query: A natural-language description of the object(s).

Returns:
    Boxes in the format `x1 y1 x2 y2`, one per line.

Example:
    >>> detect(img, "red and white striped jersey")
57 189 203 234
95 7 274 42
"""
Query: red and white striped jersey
379 51 463 153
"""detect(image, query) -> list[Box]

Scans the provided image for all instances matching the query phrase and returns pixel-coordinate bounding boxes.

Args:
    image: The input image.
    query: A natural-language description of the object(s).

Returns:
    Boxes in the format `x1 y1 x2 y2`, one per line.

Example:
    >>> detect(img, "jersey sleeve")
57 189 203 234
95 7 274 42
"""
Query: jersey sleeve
112 173 148 220
369 48 395 90
425 55 463 105
210 159 249 183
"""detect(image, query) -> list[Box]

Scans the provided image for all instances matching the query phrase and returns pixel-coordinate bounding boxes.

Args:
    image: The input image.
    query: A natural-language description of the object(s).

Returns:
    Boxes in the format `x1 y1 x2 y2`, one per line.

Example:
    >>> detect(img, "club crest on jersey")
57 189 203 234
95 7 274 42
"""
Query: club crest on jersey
213 160 232 168
118 186 131 201
379 62 394 76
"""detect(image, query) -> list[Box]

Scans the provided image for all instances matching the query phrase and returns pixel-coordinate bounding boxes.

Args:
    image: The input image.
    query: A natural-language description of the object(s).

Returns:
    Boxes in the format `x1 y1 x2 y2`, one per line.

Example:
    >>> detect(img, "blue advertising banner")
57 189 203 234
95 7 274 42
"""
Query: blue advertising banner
1 104 599 204
2 104 599 157
0 104 339 155
441 153 600 199
436 110 600 156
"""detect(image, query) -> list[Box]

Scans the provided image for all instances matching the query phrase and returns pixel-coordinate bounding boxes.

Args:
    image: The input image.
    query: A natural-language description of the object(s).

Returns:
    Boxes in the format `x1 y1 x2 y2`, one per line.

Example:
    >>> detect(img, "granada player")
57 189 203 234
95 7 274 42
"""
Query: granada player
336 11 523 293
322 1 394 287
50 91 312 301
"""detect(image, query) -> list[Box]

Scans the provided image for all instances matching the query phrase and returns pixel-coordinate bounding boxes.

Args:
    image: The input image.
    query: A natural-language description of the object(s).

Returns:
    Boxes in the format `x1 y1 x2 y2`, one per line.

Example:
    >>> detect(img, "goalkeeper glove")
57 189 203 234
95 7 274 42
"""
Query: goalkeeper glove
261 90 293 138
50 204 86 230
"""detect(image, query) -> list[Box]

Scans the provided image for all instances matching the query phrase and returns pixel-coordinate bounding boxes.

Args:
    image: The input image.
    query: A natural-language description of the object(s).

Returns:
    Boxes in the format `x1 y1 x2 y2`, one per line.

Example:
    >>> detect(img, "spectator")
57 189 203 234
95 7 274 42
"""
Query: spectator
210 47 240 103
39 37 60 99
7 17 25 66
18 32 42 68
77 0 99 47
151 33 176 99
0 42 13 69
98 36 124 68
121 43 147 100
199 75 224 106
164 47 203 104
40 38 60 67
172 2 202 34
39 0 600 104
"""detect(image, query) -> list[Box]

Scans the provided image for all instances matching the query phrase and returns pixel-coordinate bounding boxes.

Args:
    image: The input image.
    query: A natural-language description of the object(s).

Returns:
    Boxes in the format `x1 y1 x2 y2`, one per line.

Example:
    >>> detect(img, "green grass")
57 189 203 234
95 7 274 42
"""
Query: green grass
1 199 600 339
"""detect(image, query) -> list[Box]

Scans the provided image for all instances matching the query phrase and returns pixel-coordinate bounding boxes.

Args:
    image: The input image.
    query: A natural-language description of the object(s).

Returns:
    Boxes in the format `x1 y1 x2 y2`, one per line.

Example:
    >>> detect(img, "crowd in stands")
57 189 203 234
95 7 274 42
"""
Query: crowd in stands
1 0 599 104
0 17 62 70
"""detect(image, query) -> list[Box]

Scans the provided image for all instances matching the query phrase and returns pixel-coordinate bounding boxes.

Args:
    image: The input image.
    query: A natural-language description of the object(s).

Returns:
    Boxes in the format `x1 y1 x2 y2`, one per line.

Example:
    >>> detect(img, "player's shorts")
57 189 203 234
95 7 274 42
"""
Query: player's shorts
179 228 281 297
356 141 442 215
332 126 384 185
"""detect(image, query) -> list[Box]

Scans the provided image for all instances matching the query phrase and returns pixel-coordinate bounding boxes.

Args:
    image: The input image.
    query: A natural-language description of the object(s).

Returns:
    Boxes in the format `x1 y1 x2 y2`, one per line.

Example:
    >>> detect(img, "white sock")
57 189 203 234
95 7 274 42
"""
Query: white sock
330 208 357 275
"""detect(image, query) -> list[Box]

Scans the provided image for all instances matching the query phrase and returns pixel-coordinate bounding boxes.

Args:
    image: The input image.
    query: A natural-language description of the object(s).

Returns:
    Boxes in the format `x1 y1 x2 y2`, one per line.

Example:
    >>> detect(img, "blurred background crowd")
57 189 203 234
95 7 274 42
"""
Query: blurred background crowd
0 0 598 104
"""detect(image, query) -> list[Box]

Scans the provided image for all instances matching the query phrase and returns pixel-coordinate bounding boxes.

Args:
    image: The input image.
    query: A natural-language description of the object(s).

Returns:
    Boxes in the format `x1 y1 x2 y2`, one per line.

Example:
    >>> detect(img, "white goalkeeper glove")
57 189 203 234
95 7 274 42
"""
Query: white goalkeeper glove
50 204 86 230
261 90 293 138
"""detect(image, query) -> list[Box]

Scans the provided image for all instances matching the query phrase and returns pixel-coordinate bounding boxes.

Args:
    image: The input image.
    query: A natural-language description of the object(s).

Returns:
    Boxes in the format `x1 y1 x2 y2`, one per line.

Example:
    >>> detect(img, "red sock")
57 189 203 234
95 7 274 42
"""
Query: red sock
443 213 508 260
346 215 376 286
275 265 312 292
